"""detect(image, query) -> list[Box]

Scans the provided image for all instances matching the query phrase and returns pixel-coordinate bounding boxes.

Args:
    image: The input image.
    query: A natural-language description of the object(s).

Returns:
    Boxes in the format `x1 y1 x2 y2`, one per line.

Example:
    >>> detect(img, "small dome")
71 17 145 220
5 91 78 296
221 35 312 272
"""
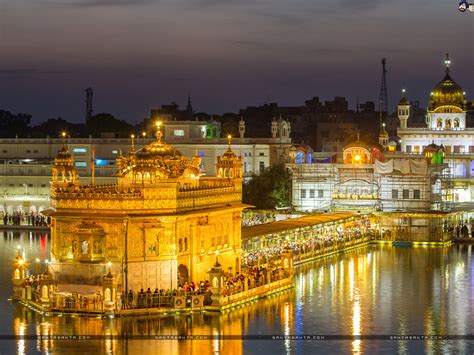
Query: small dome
345 140 377 151
56 147 72 160
423 142 443 154
221 148 237 161
399 97 410 106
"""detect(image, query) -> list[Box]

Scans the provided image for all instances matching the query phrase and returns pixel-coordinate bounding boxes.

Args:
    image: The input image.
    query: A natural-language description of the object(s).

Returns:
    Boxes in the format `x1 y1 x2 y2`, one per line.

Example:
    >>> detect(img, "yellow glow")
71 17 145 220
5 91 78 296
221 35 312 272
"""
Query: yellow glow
156 121 162 127
61 131 66 138
142 132 146 137
227 134 231 139
130 134 135 139
18 259 25 265
354 155 361 162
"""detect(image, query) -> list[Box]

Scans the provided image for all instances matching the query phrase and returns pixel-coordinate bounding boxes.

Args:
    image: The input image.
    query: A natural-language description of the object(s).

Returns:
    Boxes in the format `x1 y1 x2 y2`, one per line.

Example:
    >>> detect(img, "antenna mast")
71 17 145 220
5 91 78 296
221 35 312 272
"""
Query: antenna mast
379 58 389 115
85 87 94 122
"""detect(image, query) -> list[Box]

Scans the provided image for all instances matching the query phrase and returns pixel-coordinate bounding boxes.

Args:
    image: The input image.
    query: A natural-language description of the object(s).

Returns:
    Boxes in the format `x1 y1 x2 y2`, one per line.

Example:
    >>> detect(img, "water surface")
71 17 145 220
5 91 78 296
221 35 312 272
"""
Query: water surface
1 232 473 354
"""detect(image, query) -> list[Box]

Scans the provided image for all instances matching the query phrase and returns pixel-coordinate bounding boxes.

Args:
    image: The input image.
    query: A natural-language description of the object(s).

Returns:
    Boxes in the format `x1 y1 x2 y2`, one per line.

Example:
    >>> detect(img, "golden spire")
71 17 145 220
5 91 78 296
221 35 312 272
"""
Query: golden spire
444 53 450 74
227 134 232 150
155 121 163 143
130 134 135 151
61 131 67 147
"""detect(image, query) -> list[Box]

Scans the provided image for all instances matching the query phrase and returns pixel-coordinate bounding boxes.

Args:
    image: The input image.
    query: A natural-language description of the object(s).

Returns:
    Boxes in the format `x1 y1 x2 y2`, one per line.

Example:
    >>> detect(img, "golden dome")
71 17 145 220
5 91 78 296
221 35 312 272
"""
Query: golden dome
135 141 183 159
117 125 200 180
55 147 72 161
220 147 238 161
428 72 467 111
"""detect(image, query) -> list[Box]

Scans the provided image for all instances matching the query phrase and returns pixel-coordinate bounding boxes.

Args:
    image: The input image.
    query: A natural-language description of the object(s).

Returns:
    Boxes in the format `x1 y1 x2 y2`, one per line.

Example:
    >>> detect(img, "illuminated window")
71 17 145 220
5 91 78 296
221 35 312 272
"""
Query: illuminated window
392 189 398 199
173 129 185 137
402 189 409 199
112 150 118 154
198 151 205 157
73 148 87 153
301 189 306 199
75 162 87 167
413 190 420 199
94 159 108 166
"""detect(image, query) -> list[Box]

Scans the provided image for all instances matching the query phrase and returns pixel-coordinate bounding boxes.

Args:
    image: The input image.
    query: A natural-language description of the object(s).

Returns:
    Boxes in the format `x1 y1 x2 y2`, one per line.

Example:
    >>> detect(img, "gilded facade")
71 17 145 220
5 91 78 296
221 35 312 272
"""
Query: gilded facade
48 125 246 292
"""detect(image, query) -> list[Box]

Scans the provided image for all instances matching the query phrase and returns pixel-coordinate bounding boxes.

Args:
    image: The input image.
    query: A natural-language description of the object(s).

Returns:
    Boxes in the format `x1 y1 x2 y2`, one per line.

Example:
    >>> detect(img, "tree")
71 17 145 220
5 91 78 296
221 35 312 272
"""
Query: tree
243 164 291 209
86 113 133 137
0 110 32 137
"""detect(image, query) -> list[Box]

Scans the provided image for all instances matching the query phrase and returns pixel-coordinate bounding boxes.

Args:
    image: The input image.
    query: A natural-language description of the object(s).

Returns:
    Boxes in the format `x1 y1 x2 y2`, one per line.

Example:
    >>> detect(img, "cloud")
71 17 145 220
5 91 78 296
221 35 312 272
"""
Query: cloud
0 68 72 78
227 40 269 48
42 0 156 7
0 68 36 76
338 0 386 11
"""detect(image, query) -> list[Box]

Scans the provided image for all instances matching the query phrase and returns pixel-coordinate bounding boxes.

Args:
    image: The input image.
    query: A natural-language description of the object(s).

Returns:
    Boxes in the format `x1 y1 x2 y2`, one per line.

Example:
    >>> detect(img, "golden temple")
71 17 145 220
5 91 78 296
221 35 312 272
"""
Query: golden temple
48 123 246 293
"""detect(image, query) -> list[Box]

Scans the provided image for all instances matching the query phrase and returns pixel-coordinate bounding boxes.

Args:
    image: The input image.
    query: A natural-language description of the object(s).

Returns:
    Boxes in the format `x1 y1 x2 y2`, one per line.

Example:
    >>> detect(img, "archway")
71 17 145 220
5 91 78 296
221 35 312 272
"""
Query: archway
177 264 189 286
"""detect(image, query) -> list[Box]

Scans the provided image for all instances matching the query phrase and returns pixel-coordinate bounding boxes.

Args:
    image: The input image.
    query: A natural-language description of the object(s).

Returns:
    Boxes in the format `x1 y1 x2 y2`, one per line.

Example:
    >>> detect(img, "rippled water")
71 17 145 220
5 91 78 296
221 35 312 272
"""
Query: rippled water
1 231 474 354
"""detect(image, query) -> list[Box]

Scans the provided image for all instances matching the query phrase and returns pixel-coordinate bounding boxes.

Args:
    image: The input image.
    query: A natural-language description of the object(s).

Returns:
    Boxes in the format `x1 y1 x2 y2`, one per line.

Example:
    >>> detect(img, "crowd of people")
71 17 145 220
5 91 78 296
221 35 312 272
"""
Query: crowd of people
452 221 474 239
120 282 213 309
1 211 50 226
242 224 370 268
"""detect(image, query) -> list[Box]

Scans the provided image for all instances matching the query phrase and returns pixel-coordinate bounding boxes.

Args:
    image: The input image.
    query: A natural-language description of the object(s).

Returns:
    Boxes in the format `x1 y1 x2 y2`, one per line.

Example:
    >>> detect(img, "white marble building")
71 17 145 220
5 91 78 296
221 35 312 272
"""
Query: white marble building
397 54 474 205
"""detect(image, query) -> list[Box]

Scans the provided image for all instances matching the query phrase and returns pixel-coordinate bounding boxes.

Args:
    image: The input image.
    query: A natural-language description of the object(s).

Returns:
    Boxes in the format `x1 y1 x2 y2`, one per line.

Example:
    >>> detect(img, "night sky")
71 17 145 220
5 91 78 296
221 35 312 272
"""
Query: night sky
0 0 473 123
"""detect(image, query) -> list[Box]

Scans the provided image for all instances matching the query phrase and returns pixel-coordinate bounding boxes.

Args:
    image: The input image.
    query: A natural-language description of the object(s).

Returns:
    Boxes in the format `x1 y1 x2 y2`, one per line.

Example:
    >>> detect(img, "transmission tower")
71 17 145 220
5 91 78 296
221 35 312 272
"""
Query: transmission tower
85 87 93 122
379 58 389 114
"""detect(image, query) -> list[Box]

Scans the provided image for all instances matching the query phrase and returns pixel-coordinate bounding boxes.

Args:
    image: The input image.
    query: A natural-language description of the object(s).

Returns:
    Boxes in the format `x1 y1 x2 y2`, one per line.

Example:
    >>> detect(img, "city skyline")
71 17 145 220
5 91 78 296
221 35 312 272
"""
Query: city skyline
0 0 473 123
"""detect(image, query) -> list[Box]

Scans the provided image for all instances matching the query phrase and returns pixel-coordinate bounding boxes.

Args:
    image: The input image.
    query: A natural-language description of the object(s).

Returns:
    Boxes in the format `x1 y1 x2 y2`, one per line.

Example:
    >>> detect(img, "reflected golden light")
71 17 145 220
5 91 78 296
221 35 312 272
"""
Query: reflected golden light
14 318 25 355
283 302 291 353
348 259 354 298
354 155 361 162
352 295 361 354
156 121 162 127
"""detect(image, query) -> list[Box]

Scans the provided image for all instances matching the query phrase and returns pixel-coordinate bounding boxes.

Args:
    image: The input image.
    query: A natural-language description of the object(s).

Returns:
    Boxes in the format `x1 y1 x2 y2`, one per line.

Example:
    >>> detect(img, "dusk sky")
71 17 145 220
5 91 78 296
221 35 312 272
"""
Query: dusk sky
0 0 473 123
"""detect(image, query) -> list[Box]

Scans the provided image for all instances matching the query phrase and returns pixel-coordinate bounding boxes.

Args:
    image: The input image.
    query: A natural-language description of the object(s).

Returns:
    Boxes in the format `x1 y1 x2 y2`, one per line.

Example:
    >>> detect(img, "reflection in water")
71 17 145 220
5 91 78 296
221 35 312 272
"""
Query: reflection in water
3 233 474 354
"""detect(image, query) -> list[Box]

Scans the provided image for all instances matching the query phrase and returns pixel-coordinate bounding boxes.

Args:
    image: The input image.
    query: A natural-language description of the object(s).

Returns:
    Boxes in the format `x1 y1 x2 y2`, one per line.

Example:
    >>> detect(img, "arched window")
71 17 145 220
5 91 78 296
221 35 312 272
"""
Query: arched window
437 118 442 128
454 118 460 128
445 119 451 129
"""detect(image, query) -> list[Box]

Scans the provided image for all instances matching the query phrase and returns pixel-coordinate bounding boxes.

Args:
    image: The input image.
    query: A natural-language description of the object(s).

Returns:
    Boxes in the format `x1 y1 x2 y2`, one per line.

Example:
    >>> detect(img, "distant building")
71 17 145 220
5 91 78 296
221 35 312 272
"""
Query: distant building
287 140 445 213
398 54 474 204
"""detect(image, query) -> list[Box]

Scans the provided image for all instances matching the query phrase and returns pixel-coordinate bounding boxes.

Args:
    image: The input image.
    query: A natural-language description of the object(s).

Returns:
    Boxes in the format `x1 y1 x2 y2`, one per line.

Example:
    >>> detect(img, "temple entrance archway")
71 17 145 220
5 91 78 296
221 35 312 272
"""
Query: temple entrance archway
178 264 189 286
